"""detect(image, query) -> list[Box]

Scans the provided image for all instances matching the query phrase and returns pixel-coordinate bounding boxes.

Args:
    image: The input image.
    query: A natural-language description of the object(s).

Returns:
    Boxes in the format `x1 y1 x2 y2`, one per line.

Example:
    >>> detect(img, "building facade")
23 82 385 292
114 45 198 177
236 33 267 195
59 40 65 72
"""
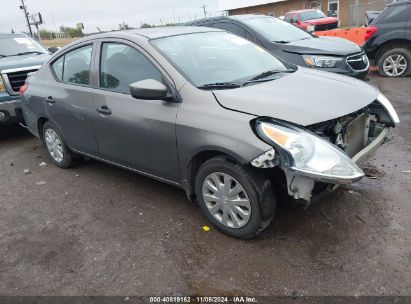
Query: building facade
222 0 393 27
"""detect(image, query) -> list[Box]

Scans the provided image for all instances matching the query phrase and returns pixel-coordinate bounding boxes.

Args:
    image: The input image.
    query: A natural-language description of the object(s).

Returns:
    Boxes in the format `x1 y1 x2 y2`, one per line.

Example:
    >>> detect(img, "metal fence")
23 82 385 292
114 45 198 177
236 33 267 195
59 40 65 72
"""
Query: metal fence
349 0 392 26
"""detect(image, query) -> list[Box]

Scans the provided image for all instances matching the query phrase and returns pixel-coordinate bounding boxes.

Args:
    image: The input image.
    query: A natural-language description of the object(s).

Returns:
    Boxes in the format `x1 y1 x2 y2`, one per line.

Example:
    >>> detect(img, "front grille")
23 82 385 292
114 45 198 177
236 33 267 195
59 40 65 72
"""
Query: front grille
5 69 38 94
347 52 369 71
314 22 338 31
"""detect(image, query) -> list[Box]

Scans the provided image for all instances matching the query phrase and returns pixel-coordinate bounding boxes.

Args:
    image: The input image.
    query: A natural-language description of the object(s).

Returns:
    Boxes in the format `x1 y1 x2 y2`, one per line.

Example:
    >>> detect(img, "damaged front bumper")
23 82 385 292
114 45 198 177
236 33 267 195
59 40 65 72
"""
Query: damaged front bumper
284 127 389 203
251 127 390 204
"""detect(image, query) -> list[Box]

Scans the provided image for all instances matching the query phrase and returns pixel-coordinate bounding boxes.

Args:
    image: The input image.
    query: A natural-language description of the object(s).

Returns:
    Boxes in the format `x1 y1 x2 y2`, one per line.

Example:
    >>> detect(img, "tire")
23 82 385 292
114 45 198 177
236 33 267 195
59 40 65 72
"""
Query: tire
42 121 78 168
378 48 411 77
194 156 276 239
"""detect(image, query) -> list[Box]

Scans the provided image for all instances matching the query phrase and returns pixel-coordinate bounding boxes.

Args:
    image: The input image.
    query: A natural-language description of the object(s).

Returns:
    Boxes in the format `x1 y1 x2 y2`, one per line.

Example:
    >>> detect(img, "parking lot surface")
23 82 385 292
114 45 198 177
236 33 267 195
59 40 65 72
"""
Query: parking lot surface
0 74 410 296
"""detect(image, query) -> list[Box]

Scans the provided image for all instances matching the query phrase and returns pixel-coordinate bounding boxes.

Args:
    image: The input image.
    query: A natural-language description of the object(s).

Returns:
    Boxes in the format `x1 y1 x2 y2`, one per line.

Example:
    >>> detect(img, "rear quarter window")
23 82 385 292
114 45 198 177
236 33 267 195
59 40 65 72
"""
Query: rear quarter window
51 56 64 81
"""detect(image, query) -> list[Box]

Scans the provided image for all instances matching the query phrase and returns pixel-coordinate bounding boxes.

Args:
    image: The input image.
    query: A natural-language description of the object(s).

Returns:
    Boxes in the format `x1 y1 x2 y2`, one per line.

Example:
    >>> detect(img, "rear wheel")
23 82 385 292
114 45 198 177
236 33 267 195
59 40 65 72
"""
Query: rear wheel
378 48 411 77
194 156 276 239
42 121 78 168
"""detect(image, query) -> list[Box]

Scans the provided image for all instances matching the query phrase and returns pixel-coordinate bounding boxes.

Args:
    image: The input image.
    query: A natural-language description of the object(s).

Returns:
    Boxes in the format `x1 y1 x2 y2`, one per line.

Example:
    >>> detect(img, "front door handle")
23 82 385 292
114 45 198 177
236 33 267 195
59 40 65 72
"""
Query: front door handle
45 96 55 104
96 106 112 115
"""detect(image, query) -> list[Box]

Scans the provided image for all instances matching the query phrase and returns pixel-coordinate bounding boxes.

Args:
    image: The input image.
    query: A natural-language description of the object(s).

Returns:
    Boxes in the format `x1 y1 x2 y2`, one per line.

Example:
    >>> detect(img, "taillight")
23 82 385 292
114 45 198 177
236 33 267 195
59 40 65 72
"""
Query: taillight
364 26 378 42
19 83 29 95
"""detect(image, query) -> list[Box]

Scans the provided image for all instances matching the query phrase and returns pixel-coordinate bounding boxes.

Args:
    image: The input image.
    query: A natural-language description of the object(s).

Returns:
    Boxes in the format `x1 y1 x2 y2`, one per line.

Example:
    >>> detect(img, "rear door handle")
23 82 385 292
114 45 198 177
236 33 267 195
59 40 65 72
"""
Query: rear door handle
96 106 112 115
45 96 55 104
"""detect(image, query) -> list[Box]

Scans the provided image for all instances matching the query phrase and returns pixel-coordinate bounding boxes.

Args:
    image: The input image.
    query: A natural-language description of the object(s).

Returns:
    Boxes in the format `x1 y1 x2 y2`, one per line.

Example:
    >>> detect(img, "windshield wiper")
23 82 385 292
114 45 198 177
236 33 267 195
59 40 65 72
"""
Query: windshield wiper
0 54 8 58
197 82 241 90
15 51 44 56
246 69 295 82
273 40 290 44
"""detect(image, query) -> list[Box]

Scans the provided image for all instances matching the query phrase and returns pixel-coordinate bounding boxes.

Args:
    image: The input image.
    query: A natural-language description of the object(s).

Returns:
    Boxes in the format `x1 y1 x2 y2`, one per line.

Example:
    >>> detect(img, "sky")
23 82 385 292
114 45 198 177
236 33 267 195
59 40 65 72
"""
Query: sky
0 0 221 34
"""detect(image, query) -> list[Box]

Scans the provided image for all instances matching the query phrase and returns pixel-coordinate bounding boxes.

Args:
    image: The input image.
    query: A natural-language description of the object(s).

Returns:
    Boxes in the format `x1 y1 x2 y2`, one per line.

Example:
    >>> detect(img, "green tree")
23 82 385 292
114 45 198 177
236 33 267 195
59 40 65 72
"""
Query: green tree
60 26 84 38
39 29 52 39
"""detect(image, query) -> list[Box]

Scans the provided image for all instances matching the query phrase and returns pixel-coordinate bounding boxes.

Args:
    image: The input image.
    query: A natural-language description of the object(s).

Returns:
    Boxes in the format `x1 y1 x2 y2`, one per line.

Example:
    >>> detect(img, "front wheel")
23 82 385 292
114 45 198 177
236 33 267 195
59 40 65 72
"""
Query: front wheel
42 121 78 168
378 48 411 77
194 156 276 239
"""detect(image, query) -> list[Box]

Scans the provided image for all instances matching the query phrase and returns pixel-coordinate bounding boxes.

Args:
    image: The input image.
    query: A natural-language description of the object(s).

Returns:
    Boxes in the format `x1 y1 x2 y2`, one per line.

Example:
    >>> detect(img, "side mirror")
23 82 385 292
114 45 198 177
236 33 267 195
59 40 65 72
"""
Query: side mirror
48 47 59 54
130 79 170 100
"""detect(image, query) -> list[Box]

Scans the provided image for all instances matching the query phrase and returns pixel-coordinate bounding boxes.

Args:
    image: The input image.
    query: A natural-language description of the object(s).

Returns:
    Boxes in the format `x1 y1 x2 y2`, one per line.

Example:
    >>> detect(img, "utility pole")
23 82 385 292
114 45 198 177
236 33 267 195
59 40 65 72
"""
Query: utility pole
19 0 33 36
30 13 43 41
201 5 207 19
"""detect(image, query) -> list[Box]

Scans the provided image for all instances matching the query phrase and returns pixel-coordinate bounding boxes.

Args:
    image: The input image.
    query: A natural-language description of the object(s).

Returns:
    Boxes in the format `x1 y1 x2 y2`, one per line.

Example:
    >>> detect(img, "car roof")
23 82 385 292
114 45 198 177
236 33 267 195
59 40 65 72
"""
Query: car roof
61 26 222 50
185 14 273 25
387 0 411 6
94 26 220 40
286 9 317 14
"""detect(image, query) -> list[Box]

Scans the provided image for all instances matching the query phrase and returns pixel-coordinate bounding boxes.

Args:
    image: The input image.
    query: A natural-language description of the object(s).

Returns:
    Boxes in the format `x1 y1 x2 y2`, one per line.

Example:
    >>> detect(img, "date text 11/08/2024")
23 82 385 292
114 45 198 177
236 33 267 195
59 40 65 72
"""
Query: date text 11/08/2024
149 296 257 303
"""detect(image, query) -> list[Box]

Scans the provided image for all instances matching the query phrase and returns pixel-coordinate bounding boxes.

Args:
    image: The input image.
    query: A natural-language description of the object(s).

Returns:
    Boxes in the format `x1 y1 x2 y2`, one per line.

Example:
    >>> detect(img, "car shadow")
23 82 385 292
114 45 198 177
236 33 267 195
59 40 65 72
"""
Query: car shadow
0 125 32 141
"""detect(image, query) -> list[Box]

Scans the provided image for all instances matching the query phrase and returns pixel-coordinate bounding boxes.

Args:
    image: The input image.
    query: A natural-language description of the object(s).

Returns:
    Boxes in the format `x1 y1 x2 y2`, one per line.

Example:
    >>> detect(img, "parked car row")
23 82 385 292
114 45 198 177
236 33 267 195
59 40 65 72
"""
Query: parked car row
2 0 410 128
17 26 399 239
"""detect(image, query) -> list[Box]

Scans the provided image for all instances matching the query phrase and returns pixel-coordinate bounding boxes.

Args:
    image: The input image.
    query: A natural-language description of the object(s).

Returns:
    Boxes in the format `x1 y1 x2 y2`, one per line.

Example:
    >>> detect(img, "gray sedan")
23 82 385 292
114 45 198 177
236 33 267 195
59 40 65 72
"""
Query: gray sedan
21 27 399 239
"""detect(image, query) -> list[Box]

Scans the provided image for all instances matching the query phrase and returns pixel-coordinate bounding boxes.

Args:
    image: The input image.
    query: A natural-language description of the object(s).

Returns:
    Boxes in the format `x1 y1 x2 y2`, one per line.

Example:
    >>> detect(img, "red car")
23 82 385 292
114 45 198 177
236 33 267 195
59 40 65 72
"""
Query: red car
285 9 339 32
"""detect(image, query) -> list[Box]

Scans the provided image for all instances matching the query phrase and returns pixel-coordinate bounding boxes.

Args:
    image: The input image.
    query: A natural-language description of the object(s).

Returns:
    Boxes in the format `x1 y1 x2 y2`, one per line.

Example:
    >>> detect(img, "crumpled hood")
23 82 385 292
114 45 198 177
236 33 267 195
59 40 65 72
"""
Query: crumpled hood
281 37 362 56
0 54 50 72
213 67 379 126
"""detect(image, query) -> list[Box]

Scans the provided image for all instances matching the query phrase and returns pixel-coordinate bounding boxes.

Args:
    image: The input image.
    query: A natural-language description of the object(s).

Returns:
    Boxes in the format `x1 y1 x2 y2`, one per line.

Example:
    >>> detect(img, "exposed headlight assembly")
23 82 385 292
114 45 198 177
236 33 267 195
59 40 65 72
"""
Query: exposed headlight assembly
255 119 364 184
303 55 343 68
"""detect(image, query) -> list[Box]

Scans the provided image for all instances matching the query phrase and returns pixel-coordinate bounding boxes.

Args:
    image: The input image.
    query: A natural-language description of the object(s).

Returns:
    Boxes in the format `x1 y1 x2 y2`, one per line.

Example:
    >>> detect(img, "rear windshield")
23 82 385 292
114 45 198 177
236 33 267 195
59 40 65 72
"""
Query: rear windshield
371 4 411 24
243 17 312 43
0 36 47 57
300 10 327 21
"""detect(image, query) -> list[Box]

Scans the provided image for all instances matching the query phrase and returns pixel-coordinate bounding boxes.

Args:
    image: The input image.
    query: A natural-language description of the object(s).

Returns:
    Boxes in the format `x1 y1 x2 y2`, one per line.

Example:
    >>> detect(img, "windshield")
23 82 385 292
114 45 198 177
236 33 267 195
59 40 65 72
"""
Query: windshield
300 10 327 21
152 31 291 87
242 17 312 43
0 36 48 57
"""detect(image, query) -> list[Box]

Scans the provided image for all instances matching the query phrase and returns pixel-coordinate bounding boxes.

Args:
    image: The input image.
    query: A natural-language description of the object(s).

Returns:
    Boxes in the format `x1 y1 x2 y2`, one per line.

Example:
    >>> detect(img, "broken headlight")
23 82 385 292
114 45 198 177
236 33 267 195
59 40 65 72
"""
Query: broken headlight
255 120 364 184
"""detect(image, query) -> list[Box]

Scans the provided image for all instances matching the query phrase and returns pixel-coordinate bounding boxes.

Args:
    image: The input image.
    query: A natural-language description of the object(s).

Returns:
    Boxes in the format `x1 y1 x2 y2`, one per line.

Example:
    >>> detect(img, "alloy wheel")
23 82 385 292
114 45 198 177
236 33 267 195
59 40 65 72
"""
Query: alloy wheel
202 172 251 229
44 128 64 163
383 54 407 77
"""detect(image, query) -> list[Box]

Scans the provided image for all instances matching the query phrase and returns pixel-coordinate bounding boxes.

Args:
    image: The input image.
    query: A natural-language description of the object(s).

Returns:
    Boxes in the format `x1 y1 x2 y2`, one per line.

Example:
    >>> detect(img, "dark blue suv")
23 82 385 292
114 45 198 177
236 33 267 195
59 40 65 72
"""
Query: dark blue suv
0 33 50 126
363 0 411 77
